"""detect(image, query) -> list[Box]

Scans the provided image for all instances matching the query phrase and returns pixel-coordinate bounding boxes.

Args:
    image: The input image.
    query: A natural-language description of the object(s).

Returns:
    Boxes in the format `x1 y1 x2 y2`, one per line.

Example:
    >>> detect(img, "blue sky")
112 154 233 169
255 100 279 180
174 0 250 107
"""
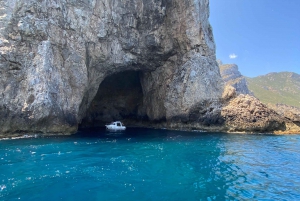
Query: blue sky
209 0 300 77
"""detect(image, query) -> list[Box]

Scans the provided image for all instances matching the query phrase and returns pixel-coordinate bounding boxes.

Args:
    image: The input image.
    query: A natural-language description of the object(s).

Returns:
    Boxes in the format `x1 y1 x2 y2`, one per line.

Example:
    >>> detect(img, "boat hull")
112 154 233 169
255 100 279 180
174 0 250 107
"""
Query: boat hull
105 125 126 131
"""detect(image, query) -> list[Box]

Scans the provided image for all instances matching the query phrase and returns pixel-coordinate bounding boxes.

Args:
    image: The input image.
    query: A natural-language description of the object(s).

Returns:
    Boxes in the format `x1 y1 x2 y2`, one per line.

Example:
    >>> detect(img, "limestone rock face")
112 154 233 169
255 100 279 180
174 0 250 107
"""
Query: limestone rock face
267 104 300 123
221 94 286 132
218 62 250 95
0 0 223 134
218 69 300 134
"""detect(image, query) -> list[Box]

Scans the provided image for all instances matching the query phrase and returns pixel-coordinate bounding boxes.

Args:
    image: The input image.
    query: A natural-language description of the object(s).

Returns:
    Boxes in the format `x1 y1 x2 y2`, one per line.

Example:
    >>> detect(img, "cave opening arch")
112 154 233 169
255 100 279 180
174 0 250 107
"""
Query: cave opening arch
79 70 150 128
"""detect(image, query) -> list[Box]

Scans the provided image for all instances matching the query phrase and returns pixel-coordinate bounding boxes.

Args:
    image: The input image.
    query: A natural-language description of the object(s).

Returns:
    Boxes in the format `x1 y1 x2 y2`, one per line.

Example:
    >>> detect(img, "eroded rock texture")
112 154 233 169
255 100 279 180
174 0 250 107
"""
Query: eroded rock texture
267 104 300 122
218 61 250 95
0 0 223 134
221 93 286 132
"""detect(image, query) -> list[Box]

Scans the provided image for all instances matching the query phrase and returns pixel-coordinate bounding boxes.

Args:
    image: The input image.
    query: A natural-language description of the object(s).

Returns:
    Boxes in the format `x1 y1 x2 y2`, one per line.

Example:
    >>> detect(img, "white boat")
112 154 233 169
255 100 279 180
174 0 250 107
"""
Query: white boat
105 121 126 131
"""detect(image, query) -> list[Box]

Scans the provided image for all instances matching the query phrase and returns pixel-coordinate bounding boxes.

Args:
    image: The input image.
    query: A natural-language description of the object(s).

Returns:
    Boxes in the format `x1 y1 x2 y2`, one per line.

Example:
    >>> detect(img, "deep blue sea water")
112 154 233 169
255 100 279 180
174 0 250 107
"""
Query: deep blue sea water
0 128 300 201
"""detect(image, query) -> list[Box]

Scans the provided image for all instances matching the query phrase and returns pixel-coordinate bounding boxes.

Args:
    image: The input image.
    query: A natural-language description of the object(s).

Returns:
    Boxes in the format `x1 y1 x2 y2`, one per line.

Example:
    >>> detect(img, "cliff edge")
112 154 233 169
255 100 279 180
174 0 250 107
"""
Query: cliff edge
1 1 299 136
0 0 223 134
218 61 251 95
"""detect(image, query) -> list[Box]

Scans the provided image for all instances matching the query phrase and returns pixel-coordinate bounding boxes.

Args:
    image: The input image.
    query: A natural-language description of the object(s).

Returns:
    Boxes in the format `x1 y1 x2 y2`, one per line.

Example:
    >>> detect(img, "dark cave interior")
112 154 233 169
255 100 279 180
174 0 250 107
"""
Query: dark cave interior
79 71 148 128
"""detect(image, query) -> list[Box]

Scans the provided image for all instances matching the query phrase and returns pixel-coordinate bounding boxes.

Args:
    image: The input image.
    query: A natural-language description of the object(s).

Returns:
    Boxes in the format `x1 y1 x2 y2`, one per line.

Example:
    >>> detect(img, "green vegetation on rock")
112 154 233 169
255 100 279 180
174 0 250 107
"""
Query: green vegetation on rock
246 72 300 108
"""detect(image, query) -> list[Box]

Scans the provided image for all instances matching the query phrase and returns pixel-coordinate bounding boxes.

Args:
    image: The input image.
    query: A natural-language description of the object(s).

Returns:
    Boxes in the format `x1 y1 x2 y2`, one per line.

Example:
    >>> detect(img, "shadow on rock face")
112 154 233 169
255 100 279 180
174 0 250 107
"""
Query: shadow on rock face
188 100 224 126
80 71 147 128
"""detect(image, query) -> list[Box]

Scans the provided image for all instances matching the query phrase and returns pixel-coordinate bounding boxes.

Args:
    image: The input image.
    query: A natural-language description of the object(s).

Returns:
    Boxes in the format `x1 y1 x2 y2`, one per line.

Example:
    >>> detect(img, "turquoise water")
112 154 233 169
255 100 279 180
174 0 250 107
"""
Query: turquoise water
1 128 300 201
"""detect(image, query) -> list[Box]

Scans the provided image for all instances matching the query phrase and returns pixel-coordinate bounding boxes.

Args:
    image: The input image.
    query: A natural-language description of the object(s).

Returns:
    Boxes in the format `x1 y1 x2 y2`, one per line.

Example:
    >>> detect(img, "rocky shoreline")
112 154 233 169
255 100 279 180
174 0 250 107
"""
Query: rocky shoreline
2 85 299 139
0 0 299 137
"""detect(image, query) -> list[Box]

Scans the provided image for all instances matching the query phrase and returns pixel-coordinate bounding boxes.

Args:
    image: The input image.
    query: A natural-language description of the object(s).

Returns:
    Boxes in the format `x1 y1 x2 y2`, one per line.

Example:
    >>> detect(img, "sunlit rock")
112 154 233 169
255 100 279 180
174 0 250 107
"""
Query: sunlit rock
0 0 223 134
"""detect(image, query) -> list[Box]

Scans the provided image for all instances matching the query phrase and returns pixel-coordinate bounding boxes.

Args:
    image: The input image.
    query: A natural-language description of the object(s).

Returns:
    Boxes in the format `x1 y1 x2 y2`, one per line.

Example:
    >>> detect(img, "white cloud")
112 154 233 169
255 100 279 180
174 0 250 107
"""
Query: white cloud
229 53 238 59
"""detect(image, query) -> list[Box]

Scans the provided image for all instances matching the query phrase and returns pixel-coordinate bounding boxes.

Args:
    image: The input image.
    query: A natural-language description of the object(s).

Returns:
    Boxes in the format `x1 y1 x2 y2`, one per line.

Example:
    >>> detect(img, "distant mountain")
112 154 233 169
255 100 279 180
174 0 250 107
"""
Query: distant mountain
218 61 251 95
246 72 300 108
218 62 300 132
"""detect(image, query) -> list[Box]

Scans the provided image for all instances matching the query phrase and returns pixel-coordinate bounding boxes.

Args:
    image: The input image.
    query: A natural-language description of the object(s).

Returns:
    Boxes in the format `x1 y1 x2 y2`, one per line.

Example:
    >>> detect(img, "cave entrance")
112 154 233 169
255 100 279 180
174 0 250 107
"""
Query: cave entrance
80 71 148 128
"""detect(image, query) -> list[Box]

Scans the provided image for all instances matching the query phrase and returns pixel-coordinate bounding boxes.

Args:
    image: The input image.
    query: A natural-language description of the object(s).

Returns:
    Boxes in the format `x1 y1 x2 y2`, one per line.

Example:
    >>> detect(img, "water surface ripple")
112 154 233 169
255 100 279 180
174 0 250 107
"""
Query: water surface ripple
0 128 300 200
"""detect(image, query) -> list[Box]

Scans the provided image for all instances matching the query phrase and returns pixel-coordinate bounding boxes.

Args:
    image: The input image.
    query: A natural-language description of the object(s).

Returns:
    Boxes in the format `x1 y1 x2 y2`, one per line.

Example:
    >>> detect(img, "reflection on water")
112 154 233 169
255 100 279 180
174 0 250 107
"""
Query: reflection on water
0 128 300 200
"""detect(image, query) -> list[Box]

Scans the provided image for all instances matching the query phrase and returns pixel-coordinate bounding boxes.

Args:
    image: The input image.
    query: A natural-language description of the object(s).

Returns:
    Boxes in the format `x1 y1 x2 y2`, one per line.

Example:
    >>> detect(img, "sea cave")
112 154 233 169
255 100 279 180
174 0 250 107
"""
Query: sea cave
80 71 148 128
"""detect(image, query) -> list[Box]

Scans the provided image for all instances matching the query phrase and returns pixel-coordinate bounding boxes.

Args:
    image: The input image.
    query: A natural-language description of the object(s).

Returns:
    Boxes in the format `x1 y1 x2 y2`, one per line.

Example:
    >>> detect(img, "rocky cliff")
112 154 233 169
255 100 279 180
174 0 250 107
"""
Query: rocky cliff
246 72 300 133
218 61 300 134
0 0 223 134
221 91 286 133
162 85 297 133
267 104 300 122
218 61 250 95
